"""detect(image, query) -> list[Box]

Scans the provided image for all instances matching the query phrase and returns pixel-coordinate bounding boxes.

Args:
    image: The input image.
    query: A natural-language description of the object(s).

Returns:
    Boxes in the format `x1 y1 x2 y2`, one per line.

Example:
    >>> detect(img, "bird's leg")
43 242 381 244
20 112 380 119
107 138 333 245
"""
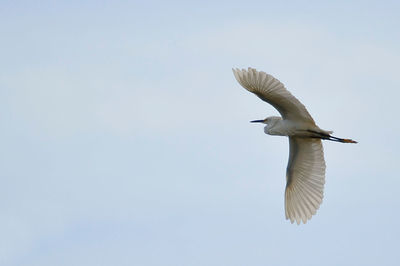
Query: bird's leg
327 135 358 143
307 130 357 143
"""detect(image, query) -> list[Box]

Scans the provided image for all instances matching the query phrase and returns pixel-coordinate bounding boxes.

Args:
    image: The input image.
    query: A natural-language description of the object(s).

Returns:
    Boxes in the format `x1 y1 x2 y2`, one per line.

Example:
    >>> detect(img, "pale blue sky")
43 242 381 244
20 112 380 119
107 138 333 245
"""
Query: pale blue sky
1 1 400 265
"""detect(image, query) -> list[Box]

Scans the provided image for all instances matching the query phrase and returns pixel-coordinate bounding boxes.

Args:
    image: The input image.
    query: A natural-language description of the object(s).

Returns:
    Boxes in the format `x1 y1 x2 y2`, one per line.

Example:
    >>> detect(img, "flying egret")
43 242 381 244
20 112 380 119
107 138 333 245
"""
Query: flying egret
233 67 357 224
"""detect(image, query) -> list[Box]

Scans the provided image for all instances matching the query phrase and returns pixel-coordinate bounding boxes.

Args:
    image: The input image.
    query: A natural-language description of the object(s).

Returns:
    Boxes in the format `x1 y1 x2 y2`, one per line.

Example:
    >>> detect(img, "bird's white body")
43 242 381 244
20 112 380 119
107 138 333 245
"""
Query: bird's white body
233 67 355 225
263 116 332 137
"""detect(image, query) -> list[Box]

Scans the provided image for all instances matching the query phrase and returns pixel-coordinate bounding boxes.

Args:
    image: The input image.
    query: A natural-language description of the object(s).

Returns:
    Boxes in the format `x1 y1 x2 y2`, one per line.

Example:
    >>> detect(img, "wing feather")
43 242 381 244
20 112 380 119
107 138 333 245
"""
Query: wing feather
232 67 315 123
285 137 326 224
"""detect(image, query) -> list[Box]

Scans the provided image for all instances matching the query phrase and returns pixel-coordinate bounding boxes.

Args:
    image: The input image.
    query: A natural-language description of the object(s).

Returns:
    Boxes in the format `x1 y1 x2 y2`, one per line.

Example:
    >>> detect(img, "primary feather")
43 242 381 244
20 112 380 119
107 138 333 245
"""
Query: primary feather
286 137 325 224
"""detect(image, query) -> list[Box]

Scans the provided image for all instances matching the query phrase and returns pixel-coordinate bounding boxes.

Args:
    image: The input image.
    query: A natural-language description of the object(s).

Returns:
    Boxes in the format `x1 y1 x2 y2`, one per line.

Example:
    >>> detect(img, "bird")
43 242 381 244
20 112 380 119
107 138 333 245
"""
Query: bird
232 67 357 224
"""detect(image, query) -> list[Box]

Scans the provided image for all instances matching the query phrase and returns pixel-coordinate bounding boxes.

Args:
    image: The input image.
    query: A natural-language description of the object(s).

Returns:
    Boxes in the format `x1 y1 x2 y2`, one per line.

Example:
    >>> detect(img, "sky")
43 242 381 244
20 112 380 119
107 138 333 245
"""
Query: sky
1 0 400 265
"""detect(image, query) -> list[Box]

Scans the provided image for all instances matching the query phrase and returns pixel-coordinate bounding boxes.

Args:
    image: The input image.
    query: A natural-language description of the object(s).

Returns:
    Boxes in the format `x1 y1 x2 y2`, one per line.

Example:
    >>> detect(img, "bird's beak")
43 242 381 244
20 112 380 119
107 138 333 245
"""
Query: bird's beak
250 120 264 123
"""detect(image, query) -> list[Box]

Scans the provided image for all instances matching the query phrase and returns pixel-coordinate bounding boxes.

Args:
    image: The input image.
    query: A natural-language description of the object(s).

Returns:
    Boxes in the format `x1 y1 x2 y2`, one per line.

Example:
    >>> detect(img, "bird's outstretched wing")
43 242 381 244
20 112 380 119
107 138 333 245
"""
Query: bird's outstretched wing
285 137 325 224
232 67 315 123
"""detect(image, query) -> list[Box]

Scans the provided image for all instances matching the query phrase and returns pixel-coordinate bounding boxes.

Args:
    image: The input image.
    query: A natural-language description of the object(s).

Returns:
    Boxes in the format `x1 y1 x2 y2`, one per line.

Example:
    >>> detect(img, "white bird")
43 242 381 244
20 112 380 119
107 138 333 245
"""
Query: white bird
233 67 356 224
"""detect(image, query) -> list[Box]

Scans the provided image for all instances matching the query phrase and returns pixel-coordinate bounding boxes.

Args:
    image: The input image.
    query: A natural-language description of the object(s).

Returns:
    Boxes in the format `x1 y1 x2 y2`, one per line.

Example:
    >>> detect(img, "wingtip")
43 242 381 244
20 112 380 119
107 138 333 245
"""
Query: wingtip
248 67 256 72
232 67 256 73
